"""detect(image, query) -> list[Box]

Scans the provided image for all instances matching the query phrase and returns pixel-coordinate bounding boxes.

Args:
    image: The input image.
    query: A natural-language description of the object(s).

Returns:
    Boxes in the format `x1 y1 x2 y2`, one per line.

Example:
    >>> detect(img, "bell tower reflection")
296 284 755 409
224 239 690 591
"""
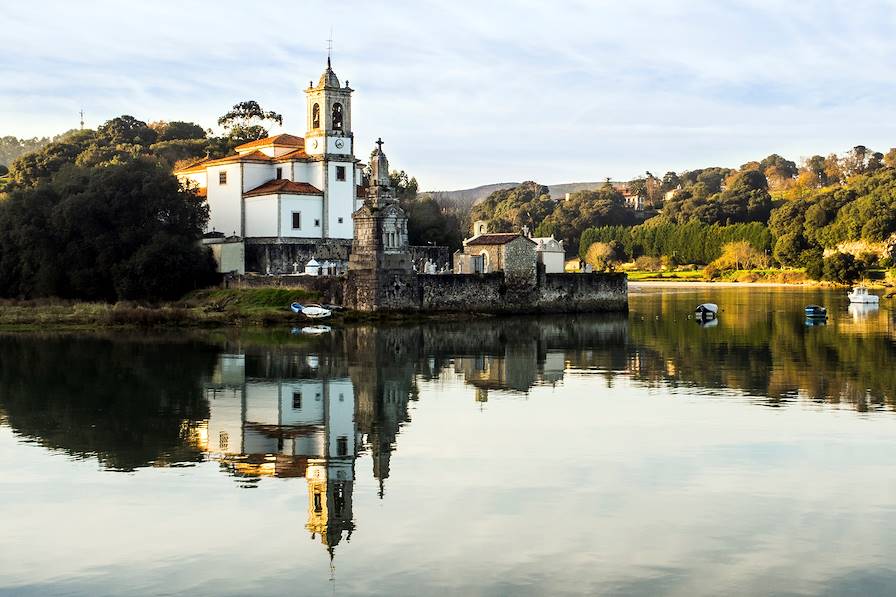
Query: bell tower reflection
202 352 360 554
306 376 356 552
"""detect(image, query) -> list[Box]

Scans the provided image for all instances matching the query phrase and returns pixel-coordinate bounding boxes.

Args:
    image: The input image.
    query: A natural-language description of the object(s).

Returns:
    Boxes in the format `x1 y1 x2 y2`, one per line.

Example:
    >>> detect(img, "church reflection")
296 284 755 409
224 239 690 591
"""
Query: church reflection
1 306 893 562
190 318 628 556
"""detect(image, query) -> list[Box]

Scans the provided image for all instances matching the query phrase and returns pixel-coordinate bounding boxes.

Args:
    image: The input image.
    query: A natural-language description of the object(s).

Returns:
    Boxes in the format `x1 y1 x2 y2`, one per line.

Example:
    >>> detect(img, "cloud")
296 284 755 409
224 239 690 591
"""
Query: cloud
2 0 896 188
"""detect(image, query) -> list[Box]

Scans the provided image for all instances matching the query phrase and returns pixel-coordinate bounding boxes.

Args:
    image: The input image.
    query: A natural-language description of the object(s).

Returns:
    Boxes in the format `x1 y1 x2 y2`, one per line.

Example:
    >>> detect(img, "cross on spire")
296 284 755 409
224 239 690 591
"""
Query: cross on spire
375 137 384 151
327 29 333 68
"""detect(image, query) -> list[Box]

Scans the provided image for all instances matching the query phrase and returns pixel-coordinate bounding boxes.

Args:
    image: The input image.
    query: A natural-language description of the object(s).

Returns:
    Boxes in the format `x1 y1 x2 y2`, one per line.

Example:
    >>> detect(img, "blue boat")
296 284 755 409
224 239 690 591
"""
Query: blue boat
804 305 827 319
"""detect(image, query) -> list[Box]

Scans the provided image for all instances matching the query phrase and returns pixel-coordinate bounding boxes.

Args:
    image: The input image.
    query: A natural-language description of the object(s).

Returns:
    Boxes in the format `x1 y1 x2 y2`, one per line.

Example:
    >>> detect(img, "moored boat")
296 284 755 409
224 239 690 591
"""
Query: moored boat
804 305 827 319
848 286 879 304
695 303 718 320
290 303 333 319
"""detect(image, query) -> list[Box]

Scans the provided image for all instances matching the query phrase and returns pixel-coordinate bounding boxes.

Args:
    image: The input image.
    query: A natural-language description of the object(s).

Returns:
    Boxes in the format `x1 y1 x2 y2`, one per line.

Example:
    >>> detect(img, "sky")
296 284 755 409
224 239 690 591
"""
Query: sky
3 0 896 190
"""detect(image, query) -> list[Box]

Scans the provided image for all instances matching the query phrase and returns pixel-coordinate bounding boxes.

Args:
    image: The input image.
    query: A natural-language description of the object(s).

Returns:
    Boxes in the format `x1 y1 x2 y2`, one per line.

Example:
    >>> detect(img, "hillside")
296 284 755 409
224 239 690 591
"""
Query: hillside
427 180 610 209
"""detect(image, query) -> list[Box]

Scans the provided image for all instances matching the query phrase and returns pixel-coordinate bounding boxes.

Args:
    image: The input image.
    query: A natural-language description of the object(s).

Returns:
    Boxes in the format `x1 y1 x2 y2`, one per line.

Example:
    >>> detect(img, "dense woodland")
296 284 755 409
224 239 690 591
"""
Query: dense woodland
466 145 896 283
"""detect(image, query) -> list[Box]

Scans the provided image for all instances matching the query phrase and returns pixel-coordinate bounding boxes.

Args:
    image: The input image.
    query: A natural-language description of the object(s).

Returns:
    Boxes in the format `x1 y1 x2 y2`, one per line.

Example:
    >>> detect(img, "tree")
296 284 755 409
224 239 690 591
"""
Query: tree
0 135 55 167
585 242 616 271
469 181 553 234
883 148 896 169
822 252 863 284
661 171 680 191
96 115 158 147
539 185 631 254
0 159 216 301
803 249 825 281
710 241 767 271
773 232 805 267
217 101 283 144
152 121 207 142
387 170 464 250
7 130 95 188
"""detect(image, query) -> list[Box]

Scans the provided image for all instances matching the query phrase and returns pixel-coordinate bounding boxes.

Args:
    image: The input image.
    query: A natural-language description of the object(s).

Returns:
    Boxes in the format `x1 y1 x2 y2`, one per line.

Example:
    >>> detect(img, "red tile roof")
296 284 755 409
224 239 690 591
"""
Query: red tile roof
466 233 535 246
244 179 323 197
234 134 304 151
274 147 311 161
174 150 272 174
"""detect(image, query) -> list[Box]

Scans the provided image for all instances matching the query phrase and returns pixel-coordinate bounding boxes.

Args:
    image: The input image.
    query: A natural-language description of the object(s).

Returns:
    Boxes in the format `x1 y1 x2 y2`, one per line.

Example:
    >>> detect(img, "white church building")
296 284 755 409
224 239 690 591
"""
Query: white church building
176 59 364 242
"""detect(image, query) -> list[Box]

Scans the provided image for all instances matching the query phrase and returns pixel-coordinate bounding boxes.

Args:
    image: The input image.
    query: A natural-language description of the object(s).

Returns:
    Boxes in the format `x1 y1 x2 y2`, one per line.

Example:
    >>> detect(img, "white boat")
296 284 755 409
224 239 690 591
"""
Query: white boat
695 303 719 320
290 303 332 319
300 325 332 335
847 286 879 304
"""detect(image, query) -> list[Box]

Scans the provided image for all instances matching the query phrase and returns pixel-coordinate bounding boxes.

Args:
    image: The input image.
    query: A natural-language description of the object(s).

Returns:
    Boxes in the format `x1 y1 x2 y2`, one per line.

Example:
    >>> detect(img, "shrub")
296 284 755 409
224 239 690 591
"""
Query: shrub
634 255 662 271
703 264 721 280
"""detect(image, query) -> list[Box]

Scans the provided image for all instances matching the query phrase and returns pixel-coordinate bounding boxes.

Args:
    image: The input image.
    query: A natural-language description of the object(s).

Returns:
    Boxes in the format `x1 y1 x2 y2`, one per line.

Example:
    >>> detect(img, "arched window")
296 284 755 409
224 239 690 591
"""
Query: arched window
312 103 320 129
332 103 343 130
480 251 490 273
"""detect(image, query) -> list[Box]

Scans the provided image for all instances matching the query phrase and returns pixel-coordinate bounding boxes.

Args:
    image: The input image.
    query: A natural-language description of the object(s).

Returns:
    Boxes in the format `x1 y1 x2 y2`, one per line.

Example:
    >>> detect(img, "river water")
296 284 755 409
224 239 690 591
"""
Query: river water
1 286 895 596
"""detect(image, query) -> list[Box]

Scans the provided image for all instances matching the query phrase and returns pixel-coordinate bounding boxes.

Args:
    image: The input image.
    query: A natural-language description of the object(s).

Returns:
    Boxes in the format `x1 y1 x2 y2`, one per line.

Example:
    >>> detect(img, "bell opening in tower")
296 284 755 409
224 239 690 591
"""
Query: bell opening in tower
332 103 343 131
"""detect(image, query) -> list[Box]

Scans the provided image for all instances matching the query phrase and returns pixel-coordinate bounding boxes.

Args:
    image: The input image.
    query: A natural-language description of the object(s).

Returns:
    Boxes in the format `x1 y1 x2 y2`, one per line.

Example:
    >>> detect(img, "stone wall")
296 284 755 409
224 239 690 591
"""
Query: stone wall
243 238 450 275
419 272 627 313
224 273 344 304
223 270 627 314
245 238 353 275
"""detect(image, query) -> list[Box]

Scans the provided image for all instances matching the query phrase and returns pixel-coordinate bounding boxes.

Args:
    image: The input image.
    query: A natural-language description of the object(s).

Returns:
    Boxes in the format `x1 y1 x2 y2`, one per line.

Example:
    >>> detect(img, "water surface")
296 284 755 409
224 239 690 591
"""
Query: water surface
1 286 895 596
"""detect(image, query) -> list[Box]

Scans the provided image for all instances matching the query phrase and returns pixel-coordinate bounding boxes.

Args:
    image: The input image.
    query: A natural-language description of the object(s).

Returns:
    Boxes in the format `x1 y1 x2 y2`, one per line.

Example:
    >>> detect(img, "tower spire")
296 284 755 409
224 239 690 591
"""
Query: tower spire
327 29 333 68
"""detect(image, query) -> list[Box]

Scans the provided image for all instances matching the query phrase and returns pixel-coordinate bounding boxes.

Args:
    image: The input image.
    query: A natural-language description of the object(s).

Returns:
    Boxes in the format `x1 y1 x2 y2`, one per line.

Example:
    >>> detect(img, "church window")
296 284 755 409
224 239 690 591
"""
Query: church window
337 436 348 457
218 171 227 185
312 103 320 129
219 431 229 450
292 391 302 409
336 165 346 181
314 218 320 227
313 492 323 513
292 212 301 230
276 167 283 179
332 103 343 130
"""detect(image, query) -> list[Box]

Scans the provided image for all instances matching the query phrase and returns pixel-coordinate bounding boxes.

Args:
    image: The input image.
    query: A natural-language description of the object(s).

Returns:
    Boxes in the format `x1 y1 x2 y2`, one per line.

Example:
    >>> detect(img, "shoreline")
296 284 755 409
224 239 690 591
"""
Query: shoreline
629 280 819 289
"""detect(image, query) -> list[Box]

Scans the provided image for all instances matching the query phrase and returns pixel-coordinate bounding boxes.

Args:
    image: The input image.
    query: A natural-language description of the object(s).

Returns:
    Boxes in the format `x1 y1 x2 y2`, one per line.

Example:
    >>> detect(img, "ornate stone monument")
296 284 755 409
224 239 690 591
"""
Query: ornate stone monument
345 139 419 311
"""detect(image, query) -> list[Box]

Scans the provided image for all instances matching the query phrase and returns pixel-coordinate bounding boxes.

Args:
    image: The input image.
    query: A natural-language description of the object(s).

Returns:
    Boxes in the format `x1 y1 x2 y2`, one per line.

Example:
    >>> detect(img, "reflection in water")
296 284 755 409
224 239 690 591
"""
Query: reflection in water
1 288 896 594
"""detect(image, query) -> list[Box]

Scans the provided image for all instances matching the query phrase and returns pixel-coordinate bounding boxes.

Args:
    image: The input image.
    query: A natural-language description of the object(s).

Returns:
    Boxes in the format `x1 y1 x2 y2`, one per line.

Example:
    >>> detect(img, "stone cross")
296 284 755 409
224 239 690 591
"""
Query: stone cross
375 137 384 151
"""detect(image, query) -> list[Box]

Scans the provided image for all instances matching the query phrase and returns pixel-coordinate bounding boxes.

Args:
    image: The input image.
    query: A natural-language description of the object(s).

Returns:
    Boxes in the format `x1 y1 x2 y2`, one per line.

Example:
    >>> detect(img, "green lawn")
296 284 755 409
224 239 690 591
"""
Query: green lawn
626 270 705 281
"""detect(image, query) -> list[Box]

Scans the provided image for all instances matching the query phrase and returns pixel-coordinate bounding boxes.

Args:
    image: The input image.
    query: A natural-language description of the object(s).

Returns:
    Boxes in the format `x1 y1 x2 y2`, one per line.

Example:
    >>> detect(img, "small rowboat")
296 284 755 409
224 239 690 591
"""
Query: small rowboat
804 305 827 319
290 303 332 319
695 303 718 321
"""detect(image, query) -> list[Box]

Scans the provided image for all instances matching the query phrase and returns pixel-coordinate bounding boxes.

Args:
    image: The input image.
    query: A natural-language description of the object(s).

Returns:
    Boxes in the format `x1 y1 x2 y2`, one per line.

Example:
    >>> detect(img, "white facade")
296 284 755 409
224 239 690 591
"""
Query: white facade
175 60 364 241
532 236 566 274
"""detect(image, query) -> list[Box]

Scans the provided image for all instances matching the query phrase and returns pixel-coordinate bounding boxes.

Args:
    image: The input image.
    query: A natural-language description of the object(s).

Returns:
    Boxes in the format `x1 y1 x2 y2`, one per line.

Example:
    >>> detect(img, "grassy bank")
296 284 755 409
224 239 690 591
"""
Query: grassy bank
0 288 324 330
626 267 813 284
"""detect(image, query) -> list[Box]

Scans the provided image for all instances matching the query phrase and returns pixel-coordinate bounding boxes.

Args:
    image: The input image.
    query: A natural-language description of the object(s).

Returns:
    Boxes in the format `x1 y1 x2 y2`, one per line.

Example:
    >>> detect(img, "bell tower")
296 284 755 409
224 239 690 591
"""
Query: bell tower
304 58 353 157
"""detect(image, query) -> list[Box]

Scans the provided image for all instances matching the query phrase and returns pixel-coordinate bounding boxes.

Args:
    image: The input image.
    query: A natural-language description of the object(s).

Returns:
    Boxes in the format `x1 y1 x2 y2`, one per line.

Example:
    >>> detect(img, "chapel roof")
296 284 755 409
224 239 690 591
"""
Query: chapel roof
244 179 323 197
234 134 305 152
274 147 310 161
465 233 536 246
174 150 273 174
